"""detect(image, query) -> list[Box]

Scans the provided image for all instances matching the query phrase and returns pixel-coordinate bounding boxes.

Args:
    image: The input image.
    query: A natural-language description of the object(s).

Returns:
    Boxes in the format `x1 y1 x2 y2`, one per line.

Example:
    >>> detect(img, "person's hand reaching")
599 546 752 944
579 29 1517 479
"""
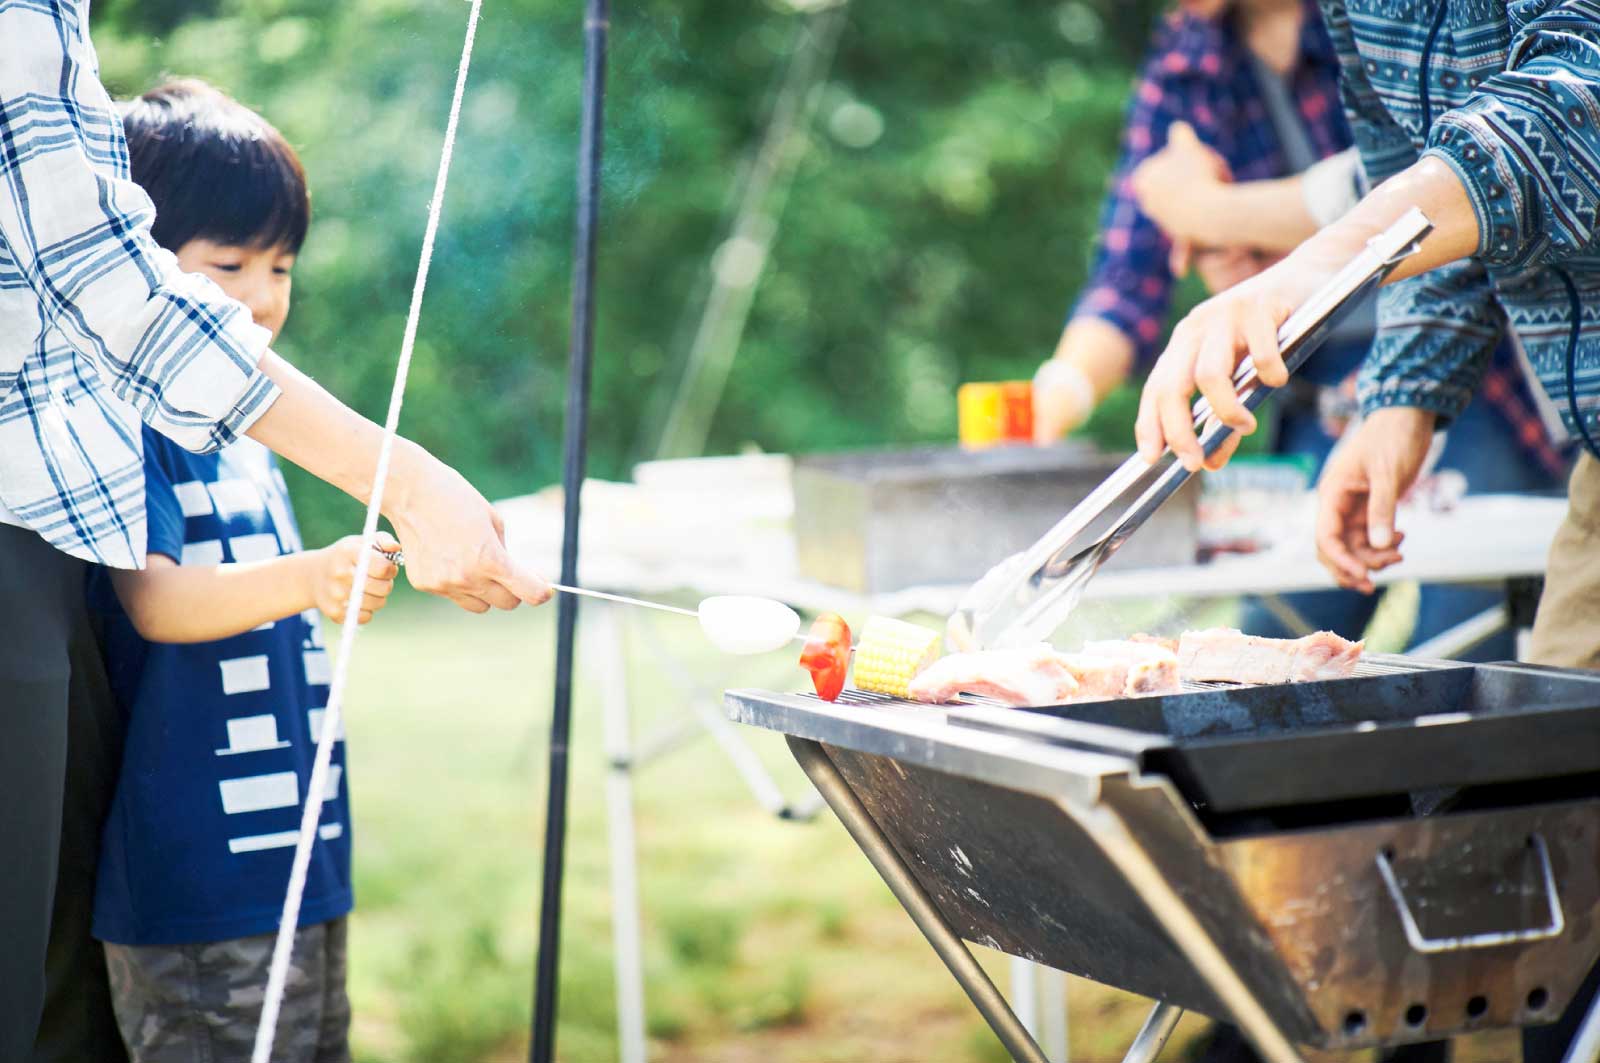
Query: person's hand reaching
1315 408 1437 593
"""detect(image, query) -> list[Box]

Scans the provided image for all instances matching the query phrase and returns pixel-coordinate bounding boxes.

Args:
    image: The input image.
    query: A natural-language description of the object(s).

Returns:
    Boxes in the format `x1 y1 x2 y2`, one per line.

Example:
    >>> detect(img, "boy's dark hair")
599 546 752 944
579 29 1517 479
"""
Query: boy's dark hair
121 79 310 255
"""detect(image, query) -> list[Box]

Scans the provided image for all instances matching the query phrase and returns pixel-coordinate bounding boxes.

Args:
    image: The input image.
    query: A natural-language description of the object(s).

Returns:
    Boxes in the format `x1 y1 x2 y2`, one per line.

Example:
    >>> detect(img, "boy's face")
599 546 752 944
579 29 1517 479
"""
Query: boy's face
175 239 295 343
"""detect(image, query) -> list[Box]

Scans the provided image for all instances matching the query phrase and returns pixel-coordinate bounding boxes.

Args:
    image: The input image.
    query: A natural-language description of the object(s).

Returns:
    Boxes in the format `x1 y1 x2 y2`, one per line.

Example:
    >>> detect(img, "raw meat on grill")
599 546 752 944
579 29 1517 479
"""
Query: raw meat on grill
908 645 1079 707
1128 632 1179 653
1078 639 1182 695
1177 628 1363 685
1057 654 1130 700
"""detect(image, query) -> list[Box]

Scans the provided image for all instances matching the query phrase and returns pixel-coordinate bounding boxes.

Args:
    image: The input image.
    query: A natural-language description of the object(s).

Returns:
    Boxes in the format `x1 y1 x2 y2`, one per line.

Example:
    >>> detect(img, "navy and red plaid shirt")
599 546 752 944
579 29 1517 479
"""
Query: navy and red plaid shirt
1072 2 1570 478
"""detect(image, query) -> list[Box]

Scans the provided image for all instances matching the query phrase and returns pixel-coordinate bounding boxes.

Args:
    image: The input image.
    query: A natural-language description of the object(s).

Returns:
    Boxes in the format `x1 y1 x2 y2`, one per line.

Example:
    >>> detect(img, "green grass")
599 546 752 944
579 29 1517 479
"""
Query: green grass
335 589 1502 1062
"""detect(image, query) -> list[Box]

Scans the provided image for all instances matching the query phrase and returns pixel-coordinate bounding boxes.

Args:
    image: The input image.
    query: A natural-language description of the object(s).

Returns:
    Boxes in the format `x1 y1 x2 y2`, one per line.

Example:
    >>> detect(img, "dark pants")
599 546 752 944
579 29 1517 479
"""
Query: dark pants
0 524 127 1063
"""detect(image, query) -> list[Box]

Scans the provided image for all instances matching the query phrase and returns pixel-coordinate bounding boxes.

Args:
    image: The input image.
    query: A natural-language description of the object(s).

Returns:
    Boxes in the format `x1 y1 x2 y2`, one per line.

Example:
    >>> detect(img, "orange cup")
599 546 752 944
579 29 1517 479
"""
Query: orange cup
959 381 1033 448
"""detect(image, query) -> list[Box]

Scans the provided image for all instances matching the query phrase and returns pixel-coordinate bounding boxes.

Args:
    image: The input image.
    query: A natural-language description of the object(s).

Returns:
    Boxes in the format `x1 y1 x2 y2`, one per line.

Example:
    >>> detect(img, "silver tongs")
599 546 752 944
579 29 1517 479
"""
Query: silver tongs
947 207 1434 651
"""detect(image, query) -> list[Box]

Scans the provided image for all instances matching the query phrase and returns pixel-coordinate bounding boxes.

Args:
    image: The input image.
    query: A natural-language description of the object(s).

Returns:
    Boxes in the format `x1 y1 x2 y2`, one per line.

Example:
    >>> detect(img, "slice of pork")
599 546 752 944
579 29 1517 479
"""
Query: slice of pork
1176 628 1363 685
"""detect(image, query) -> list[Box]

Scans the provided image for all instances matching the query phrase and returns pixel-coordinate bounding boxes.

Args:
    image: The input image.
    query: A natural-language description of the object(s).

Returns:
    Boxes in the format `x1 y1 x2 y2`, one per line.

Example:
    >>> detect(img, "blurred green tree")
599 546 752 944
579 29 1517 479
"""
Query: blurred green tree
90 0 1177 545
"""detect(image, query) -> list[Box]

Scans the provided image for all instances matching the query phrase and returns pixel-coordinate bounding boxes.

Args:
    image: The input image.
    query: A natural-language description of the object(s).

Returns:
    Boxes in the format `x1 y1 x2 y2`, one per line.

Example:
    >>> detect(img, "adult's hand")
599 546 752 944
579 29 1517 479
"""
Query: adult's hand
247 351 552 613
1131 121 1233 247
1031 317 1135 444
1314 407 1436 593
1135 156 1481 471
383 440 553 613
1186 246 1271 295
1135 238 1348 470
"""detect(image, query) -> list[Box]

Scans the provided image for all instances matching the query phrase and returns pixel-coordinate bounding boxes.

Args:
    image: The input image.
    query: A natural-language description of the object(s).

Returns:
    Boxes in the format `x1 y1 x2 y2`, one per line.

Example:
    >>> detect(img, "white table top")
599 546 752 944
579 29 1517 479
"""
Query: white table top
497 475 1565 619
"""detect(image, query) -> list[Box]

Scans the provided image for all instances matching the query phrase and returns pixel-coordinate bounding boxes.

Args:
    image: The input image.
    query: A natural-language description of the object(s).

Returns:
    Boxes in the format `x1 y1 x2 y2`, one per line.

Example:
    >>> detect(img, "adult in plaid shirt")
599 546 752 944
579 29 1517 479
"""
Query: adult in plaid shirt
0 5 551 1058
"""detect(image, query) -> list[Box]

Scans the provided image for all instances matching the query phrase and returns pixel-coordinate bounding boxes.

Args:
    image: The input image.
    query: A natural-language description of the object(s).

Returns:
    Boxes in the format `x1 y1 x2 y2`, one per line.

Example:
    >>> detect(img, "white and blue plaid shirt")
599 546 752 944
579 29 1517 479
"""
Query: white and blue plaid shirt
0 1 281 567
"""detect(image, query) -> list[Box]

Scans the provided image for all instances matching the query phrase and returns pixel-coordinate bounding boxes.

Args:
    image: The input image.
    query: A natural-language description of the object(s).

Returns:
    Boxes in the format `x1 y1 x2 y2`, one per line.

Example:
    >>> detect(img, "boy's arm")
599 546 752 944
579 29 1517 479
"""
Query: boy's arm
111 536 398 644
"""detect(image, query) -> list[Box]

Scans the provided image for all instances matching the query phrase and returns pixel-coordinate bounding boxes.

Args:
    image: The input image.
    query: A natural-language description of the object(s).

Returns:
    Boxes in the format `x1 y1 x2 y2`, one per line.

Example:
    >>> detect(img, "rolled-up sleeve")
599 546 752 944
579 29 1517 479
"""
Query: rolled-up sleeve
0 10 279 454
1423 4 1600 271
1358 260 1502 421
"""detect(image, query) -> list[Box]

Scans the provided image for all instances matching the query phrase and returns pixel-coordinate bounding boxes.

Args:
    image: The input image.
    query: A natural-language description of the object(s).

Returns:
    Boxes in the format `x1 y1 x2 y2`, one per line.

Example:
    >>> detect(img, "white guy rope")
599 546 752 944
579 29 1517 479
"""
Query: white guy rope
250 2 484 1058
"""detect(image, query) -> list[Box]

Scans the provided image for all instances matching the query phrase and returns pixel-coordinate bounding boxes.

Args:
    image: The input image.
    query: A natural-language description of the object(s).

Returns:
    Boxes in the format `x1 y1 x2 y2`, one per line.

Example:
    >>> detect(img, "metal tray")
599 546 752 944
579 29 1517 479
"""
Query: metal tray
792 443 1198 593
948 661 1600 814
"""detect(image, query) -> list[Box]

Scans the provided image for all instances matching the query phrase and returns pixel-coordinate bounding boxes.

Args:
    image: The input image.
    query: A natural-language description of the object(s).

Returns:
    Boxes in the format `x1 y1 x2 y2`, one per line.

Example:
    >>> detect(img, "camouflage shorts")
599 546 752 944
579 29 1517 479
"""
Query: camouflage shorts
103 917 351 1063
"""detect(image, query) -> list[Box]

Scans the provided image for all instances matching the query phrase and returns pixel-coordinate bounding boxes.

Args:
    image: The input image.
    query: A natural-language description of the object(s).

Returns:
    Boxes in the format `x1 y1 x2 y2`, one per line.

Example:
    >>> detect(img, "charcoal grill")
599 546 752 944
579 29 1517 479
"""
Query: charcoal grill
725 656 1600 1063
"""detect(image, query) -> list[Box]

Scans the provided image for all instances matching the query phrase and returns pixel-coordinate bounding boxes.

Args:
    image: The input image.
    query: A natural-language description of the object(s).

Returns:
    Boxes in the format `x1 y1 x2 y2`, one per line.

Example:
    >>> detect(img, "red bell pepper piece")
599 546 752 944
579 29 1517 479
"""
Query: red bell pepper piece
800 613 852 701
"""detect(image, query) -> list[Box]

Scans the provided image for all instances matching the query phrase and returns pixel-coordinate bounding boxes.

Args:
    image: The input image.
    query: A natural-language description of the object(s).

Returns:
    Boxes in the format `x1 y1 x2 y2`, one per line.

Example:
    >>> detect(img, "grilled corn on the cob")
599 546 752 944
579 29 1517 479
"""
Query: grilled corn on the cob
852 616 942 698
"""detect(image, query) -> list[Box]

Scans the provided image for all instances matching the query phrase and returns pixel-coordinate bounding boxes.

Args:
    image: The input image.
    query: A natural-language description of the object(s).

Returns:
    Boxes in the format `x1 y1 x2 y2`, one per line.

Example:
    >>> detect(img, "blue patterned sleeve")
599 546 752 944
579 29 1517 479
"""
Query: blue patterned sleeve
1357 261 1502 422
1318 0 1420 186
1318 0 1502 421
1423 3 1600 271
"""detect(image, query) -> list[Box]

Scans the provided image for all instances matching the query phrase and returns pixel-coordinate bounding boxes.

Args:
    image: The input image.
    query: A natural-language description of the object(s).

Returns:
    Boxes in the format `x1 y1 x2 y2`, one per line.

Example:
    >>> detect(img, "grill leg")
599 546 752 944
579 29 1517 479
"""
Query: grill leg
1122 1002 1183 1063
1058 799 1305 1063
786 737 1050 1063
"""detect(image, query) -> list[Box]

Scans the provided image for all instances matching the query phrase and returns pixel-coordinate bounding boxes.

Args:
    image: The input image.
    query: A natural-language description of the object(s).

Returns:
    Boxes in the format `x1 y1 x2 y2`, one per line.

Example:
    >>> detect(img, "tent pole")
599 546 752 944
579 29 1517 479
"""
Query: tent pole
531 0 608 1059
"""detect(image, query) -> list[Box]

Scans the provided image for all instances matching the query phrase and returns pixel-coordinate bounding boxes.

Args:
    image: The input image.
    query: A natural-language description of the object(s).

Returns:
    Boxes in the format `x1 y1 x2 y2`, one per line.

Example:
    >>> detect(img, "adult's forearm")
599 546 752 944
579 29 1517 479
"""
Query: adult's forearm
1051 317 1137 401
247 351 388 505
112 554 319 643
246 353 550 613
1206 178 1320 253
247 350 435 525
1295 155 1479 285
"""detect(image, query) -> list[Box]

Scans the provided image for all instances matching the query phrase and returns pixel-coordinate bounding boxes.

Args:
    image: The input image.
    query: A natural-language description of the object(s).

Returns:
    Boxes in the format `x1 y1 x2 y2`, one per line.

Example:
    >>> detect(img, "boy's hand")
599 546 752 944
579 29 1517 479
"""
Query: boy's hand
310 533 400 625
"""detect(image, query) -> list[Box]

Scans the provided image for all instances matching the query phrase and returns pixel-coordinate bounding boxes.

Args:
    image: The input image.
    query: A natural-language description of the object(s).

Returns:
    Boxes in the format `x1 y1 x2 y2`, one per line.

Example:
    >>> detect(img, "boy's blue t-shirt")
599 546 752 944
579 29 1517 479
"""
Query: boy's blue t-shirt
90 426 353 946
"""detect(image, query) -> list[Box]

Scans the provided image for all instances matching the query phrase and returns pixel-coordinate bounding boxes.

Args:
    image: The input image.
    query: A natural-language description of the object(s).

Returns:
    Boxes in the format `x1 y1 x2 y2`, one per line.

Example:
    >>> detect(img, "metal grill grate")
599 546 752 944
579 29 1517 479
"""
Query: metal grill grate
791 652 1445 710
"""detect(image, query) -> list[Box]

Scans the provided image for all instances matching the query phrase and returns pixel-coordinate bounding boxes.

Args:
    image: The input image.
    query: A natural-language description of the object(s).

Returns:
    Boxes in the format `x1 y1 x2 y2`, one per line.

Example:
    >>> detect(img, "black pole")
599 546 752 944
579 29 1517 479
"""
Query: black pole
532 1 607 1060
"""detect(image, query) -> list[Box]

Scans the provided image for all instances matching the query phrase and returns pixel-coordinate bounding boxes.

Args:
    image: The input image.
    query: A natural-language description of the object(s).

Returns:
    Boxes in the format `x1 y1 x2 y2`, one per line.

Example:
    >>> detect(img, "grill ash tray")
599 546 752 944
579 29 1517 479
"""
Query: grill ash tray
947 661 1600 814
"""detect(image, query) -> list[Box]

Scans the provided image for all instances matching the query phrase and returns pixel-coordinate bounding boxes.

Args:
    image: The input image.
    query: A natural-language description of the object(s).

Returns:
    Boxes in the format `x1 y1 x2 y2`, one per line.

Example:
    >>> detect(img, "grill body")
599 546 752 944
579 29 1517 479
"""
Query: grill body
726 659 1600 1053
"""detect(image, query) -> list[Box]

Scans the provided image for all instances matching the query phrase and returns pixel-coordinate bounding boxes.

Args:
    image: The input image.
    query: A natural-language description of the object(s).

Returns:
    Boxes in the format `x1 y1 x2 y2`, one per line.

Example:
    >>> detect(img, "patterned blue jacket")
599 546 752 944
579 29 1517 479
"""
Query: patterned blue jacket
1324 0 1600 450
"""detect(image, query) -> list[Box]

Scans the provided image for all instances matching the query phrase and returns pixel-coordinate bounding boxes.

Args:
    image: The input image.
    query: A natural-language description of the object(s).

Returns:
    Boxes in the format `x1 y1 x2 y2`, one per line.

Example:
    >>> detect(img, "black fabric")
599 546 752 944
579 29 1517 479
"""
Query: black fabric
0 525 79 1062
0 524 127 1063
31 605 128 1063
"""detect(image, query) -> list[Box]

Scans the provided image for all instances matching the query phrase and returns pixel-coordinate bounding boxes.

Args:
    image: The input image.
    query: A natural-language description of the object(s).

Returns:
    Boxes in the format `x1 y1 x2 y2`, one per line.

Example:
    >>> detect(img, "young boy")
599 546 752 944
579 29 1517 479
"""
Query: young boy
89 80 396 1062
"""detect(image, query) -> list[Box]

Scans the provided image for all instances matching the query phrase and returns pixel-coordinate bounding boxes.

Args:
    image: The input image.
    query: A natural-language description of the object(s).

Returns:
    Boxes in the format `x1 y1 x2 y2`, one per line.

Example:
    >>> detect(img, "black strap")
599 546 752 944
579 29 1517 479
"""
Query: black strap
1554 266 1600 461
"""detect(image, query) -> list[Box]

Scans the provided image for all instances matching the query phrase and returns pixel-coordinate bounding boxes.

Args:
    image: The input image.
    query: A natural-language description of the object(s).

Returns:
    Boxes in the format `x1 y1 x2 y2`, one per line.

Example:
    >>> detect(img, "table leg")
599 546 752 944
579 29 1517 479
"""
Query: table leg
1258 594 1315 638
1058 798 1304 1063
1507 575 1545 662
592 604 648 1063
787 736 1050 1063
1010 958 1038 1045
1122 1002 1183 1063
1405 604 1507 661
1009 959 1068 1062
637 614 818 818
1038 964 1068 1063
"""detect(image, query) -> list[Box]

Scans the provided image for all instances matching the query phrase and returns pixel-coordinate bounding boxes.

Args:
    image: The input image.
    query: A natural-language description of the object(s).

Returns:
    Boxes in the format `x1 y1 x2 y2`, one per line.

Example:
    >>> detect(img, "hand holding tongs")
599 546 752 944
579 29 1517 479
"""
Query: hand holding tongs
947 207 1434 652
